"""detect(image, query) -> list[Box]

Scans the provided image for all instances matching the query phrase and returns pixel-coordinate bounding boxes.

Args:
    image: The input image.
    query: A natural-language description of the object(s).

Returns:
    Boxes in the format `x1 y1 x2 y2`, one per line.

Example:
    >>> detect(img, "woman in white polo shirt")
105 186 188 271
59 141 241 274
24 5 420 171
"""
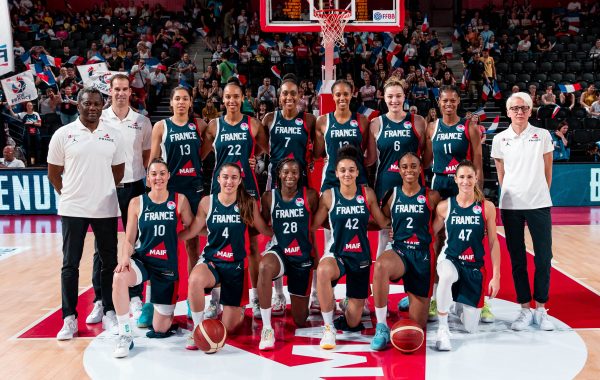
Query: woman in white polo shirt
491 92 555 332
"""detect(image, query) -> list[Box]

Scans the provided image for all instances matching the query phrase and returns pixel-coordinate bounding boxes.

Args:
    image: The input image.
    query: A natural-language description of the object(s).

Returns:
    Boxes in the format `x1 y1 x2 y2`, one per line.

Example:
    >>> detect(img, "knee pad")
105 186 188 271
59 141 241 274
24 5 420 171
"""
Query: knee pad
154 303 176 316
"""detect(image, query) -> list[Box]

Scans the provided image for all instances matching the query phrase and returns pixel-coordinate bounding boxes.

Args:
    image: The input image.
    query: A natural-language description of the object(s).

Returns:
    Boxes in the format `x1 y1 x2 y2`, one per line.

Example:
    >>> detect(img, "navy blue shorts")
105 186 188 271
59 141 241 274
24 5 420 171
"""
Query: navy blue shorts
132 257 179 305
391 247 434 298
331 256 370 300
448 257 486 308
268 248 313 297
203 260 248 307
431 174 458 199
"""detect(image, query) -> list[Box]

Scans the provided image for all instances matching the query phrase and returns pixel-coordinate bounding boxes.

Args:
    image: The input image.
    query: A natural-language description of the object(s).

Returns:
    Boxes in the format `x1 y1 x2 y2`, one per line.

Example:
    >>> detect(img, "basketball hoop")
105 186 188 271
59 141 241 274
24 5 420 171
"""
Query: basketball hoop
313 7 352 47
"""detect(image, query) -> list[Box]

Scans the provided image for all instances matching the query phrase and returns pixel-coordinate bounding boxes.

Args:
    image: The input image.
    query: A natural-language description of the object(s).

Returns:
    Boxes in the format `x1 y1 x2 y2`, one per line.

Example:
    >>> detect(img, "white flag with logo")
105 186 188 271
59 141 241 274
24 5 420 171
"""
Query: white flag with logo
77 63 109 84
85 71 127 95
0 0 15 76
1 71 38 106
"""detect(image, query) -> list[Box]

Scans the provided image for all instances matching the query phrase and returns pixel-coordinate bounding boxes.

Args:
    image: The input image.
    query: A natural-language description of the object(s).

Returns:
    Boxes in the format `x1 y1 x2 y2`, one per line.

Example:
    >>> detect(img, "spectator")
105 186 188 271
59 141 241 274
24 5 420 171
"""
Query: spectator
552 121 570 161
589 99 600 119
590 39 600 59
193 78 209 115
517 34 532 52
480 23 494 47
440 70 456 86
40 88 62 116
59 86 79 125
10 101 42 166
480 49 496 84
426 107 438 123
237 9 248 37
106 47 124 71
148 66 168 111
541 87 556 106
558 92 576 111
0 145 26 168
528 84 542 110
466 51 485 108
257 100 270 121
217 52 236 88
177 53 197 88
207 79 223 103
258 77 277 106
87 42 100 60
130 58 150 108
241 87 257 116
101 28 116 47
580 84 598 112
202 97 220 123
359 74 377 109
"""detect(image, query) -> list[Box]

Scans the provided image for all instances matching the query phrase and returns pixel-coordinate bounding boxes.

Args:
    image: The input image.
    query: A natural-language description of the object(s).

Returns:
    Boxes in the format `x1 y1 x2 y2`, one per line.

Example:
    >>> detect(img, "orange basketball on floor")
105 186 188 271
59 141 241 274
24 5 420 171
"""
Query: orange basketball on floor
390 319 424 354
193 319 227 354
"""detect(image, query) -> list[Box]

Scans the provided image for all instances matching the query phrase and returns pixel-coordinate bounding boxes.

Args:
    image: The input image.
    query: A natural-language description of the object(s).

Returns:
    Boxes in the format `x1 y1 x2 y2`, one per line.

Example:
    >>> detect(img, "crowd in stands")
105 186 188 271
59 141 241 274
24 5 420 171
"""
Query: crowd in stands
2 0 600 168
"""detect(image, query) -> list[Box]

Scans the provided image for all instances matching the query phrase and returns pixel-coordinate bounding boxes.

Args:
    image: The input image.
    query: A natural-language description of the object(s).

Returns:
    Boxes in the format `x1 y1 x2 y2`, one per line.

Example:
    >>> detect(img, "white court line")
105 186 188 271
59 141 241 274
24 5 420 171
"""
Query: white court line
10 285 93 341
496 231 600 297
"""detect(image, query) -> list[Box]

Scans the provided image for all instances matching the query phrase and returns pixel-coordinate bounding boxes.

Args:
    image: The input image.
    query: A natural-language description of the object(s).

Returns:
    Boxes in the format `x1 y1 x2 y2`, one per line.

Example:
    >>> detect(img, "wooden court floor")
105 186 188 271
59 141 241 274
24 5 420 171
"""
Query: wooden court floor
0 216 598 379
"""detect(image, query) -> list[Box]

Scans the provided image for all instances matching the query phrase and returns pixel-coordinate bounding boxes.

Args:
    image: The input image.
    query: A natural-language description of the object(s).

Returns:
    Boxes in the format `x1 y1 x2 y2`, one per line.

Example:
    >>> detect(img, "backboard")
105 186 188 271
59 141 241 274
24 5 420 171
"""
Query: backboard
260 0 405 33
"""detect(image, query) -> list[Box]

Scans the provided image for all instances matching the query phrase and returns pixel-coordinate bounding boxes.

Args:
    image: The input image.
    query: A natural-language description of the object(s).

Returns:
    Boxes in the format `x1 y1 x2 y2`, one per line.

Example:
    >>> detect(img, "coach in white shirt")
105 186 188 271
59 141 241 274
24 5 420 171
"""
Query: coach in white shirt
47 88 125 340
491 92 555 332
83 74 153 326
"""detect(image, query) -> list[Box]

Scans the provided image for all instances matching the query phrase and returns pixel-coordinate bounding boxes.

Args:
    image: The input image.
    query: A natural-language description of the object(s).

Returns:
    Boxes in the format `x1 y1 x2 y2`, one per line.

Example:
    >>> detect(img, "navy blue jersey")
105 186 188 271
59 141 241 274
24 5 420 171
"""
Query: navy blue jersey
134 192 180 274
431 118 472 175
321 112 367 192
211 115 259 198
267 187 312 263
268 111 310 188
202 194 248 263
325 186 371 270
441 197 486 267
374 113 421 200
160 118 203 192
389 186 433 252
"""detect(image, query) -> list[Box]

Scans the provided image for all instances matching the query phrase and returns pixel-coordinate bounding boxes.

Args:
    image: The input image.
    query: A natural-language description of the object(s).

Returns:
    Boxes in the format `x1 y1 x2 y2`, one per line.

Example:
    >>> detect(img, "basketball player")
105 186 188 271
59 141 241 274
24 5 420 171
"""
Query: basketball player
311 145 389 350
312 79 370 314
365 76 427 259
423 85 486 322
111 158 194 358
262 73 316 317
201 77 268 319
87 74 152 328
370 153 440 351
432 161 500 351
257 158 319 350
150 86 206 320
180 163 272 349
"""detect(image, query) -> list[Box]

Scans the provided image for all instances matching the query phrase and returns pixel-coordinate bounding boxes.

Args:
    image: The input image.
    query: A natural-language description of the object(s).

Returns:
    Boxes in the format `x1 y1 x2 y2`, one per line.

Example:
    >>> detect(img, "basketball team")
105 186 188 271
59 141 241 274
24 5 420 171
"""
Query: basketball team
46 72 555 358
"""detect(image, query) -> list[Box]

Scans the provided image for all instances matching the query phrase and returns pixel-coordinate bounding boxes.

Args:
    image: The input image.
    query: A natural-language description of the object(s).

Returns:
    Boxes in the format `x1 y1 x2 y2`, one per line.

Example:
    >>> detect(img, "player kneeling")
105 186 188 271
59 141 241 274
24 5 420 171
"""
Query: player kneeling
112 159 194 358
370 153 440 350
432 161 500 351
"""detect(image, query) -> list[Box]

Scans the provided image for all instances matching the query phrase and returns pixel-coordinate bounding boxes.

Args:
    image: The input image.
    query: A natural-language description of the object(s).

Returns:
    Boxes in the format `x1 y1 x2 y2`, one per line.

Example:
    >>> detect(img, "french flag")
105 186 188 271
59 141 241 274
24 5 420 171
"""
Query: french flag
20 51 32 65
28 63 56 86
68 55 85 65
40 54 60 67
453 28 461 41
492 80 502 99
486 115 500 133
358 105 380 121
564 16 580 26
551 105 561 119
568 25 580 34
388 54 402 68
234 73 247 86
558 83 582 93
271 65 281 80
482 83 491 101
473 107 487 121
421 15 429 33
442 43 453 58
87 53 105 63
461 69 470 90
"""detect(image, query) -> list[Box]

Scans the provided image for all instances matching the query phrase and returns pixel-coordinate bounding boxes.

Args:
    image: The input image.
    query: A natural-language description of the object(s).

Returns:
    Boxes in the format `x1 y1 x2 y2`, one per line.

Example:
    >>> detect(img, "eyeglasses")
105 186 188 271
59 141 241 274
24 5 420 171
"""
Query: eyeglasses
509 106 531 113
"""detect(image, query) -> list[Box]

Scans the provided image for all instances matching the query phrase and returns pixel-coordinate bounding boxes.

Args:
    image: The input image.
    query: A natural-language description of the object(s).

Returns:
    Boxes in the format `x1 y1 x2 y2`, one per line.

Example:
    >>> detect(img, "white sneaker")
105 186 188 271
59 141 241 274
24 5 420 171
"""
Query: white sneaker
85 301 104 324
251 298 261 319
309 295 320 314
435 325 452 351
185 334 198 350
129 297 143 321
271 294 286 316
362 299 370 316
259 327 275 350
534 308 555 331
57 315 78 340
320 324 336 350
511 308 534 331
204 300 222 319
102 311 119 335
113 335 134 358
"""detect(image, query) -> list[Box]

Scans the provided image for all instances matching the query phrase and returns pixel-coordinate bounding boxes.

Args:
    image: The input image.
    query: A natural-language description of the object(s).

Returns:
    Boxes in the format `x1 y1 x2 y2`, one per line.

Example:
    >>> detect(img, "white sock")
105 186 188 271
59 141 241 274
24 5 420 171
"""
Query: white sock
375 307 387 325
261 307 272 329
431 283 438 301
192 311 204 329
250 288 258 301
117 313 132 336
322 310 334 326
211 287 221 304
439 314 448 328
274 277 284 296
145 284 152 303
311 274 318 297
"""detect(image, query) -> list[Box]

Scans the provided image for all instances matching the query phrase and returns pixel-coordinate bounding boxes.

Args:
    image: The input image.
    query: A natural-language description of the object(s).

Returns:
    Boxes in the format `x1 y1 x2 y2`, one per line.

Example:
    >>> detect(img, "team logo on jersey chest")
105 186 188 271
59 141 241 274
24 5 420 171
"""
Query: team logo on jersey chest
295 198 304 207
188 123 196 130
456 124 465 132
167 201 176 210
356 195 365 204
473 205 482 214
234 204 240 213
295 118 303 126
417 195 426 204
350 120 359 127
403 121 412 129
240 122 249 131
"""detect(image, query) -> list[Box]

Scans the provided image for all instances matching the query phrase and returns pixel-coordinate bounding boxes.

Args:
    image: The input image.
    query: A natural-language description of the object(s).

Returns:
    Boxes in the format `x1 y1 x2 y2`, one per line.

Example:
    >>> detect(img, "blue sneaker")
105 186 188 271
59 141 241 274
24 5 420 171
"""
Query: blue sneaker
137 303 153 328
398 296 410 311
370 323 391 351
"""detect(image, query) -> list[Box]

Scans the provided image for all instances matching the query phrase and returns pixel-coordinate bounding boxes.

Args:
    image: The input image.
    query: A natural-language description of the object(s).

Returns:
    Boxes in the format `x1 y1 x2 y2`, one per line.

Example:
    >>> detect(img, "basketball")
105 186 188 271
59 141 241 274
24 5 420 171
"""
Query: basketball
193 319 227 354
390 319 424 354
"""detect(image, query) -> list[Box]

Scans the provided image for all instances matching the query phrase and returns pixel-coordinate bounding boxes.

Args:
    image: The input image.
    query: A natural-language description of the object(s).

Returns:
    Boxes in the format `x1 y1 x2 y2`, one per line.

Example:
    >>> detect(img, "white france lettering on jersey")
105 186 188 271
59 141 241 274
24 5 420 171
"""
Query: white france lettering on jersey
330 129 357 138
220 132 246 142
144 211 175 221
436 132 462 141
450 215 479 225
336 205 365 215
394 204 424 214
212 214 241 223
275 208 304 219
170 132 197 142
274 126 303 135
384 130 411 138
